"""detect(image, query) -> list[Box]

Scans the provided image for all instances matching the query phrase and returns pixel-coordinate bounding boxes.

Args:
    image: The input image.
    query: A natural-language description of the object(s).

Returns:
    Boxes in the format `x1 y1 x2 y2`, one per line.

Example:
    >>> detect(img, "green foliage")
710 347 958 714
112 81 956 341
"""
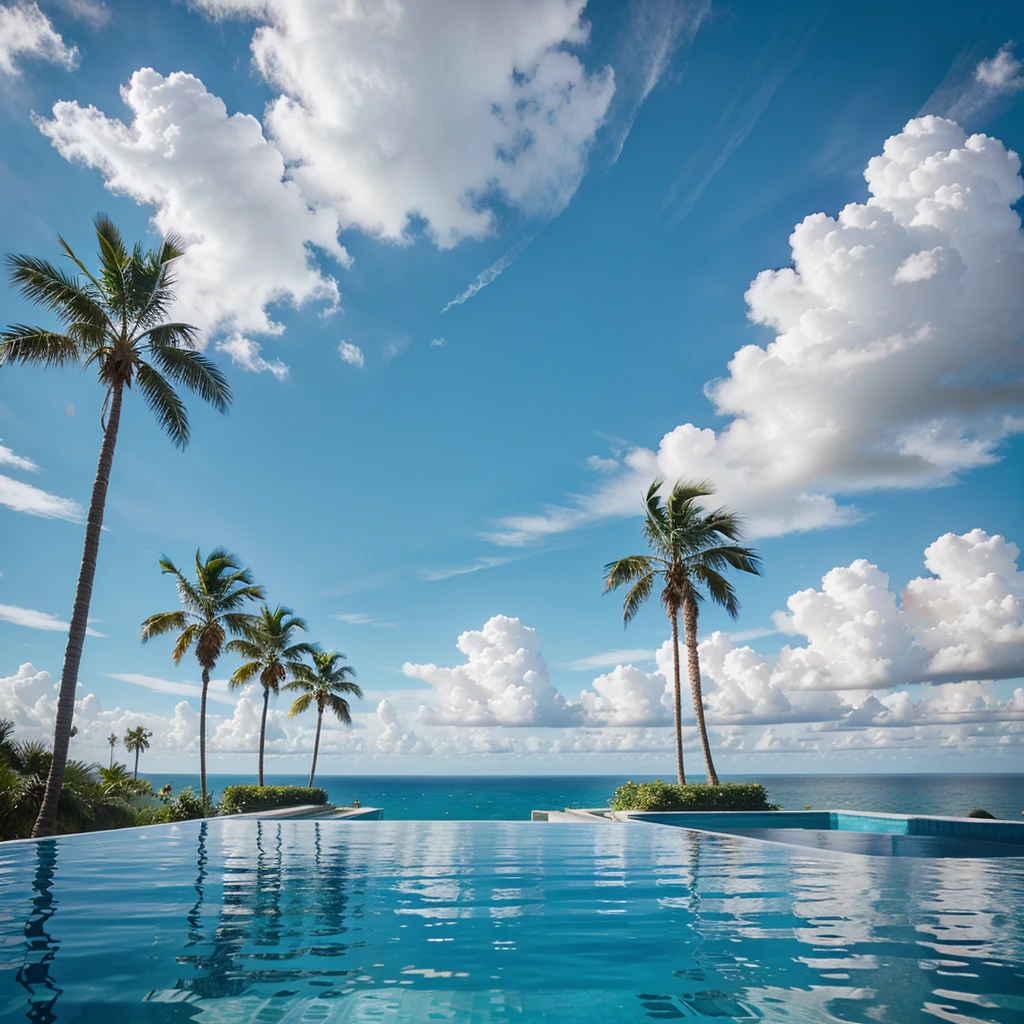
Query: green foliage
611 780 779 813
968 808 996 819
221 785 327 815
134 785 216 825
100 763 154 798
0 718 136 840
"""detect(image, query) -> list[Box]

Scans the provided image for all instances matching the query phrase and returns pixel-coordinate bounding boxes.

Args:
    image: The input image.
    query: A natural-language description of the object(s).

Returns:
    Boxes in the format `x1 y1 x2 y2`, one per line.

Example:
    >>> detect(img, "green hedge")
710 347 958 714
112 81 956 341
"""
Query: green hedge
220 785 328 815
611 780 778 812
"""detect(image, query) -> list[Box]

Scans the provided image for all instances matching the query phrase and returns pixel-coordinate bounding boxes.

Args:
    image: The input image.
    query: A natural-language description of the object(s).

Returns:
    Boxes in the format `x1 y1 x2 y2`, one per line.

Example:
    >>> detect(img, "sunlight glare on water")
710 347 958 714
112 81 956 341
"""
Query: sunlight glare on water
1 820 1022 1023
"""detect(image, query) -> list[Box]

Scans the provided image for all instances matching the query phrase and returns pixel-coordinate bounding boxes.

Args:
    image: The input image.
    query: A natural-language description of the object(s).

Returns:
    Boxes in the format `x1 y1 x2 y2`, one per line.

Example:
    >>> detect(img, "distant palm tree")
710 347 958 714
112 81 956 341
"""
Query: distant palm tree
107 732 118 769
286 649 362 787
124 725 153 781
228 607 314 786
604 480 760 785
1 215 231 837
141 549 264 805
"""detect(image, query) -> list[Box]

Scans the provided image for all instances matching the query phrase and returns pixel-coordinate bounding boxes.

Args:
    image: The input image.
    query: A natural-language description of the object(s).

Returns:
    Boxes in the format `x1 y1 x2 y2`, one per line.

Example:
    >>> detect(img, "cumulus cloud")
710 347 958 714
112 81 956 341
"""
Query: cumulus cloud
38 69 349 364
488 117 1024 545
928 44 1024 124
376 699 429 754
577 662 670 726
406 614 580 727
0 1 77 76
214 333 289 381
0 602 105 636
338 340 364 368
192 0 614 248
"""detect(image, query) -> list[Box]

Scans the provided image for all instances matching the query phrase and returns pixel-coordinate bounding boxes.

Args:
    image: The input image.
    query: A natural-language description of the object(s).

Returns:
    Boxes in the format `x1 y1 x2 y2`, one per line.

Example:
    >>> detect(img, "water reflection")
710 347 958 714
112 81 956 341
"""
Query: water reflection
15 840 62 1024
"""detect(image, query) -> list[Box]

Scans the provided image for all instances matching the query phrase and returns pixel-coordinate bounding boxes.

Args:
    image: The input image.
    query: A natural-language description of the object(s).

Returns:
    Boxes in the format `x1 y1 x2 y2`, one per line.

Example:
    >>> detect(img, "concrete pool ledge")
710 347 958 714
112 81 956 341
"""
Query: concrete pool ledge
230 804 383 821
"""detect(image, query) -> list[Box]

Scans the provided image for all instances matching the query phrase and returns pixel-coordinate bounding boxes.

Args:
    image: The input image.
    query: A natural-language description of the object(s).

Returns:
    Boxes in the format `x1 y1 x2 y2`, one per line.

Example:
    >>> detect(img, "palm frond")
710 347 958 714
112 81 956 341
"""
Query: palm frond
326 694 353 725
0 326 84 367
140 609 189 643
135 362 190 450
229 661 260 688
692 543 762 577
603 555 655 592
287 693 313 718
621 572 656 625
5 254 107 331
692 565 740 618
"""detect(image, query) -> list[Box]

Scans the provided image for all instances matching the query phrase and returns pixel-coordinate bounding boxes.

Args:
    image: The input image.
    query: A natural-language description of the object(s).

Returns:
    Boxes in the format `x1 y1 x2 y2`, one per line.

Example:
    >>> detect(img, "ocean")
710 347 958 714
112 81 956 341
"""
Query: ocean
150 773 1024 821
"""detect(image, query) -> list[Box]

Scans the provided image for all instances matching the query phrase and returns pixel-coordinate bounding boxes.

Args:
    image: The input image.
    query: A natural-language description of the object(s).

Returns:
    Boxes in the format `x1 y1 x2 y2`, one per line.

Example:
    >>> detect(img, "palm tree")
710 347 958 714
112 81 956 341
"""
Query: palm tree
604 480 760 785
227 607 314 786
140 549 264 805
286 649 362 787
2 215 231 837
107 732 118 769
124 725 153 781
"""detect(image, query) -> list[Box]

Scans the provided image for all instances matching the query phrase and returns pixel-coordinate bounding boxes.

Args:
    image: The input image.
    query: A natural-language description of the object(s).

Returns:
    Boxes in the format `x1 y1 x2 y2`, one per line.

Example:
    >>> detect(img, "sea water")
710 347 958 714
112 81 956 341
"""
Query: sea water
150 773 1024 820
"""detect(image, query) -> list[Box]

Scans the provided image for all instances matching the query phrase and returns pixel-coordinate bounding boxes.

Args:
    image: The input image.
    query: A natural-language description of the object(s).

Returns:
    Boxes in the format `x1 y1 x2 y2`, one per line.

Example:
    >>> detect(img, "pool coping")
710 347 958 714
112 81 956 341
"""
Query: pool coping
531 807 1024 846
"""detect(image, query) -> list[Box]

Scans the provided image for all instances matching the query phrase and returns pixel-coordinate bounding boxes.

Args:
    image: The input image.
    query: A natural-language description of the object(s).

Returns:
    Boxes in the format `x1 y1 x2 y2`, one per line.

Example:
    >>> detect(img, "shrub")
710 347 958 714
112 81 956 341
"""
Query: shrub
611 780 779 813
220 785 328 815
968 808 996 819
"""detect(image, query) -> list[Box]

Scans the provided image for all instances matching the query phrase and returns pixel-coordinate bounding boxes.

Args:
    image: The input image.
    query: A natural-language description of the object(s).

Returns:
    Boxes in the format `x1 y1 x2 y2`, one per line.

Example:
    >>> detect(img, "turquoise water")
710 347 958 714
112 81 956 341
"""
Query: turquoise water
2 819 1023 1023
153 773 1024 820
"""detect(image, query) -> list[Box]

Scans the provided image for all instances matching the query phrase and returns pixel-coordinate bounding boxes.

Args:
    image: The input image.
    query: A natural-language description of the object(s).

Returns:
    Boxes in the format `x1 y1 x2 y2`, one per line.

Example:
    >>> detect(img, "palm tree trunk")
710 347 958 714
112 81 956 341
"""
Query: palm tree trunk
133 746 140 781
32 382 123 838
309 706 323 788
109 744 113 769
258 685 269 787
683 593 719 784
200 667 210 806
670 608 685 785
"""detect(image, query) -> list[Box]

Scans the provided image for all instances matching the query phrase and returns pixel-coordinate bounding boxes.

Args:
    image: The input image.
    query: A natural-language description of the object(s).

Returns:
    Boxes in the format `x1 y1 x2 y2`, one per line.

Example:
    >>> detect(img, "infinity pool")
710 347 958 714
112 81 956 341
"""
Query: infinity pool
1 820 1022 1023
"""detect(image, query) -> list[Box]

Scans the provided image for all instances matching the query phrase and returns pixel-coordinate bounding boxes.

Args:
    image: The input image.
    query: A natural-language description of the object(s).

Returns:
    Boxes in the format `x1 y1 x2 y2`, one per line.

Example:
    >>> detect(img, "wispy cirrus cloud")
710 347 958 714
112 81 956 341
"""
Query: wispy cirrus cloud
419 555 518 582
560 648 657 672
924 42 1024 124
0 603 105 637
332 612 396 628
0 474 82 521
108 672 236 705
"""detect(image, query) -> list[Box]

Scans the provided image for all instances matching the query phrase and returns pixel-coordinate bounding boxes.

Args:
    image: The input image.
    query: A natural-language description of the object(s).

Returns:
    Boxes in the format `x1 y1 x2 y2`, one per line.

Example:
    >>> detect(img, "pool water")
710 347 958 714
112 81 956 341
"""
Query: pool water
1 820 1023 1023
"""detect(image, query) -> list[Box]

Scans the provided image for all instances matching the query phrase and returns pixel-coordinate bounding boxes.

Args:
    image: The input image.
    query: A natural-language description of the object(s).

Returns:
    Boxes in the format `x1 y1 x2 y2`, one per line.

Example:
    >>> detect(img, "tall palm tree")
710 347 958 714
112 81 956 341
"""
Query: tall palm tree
1 215 231 837
107 732 118 769
227 607 314 786
604 480 760 785
124 725 153 781
140 549 264 805
286 649 362 787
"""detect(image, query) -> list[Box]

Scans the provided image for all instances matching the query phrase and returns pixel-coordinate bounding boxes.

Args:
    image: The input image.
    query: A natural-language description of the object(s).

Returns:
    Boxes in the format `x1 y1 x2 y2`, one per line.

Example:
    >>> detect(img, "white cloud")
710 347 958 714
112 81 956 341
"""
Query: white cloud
561 648 656 672
488 116 1024 545
925 44 1024 127
419 556 516 582
332 612 395 628
0 474 82 521
406 614 579 727
975 44 1024 93
107 672 236 706
38 68 349 361
375 699 428 754
577 662 670 726
0 1 77 76
0 602 105 636
192 0 614 249
54 0 109 26
211 692 287 752
430 338 447 348
214 332 289 381
0 440 38 473
338 340 364 368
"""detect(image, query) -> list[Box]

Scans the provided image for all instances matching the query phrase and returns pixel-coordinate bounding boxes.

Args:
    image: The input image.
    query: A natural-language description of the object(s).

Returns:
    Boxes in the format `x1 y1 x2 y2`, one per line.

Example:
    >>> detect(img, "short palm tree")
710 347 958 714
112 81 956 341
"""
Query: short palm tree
227 607 314 786
2 215 231 837
286 649 362 787
107 732 118 768
124 725 153 781
140 549 265 805
604 480 760 785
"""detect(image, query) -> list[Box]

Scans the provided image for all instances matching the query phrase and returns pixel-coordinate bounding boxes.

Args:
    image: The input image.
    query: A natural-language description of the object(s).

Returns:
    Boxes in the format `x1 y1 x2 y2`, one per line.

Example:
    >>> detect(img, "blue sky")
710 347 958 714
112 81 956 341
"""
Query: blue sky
1 0 1022 775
